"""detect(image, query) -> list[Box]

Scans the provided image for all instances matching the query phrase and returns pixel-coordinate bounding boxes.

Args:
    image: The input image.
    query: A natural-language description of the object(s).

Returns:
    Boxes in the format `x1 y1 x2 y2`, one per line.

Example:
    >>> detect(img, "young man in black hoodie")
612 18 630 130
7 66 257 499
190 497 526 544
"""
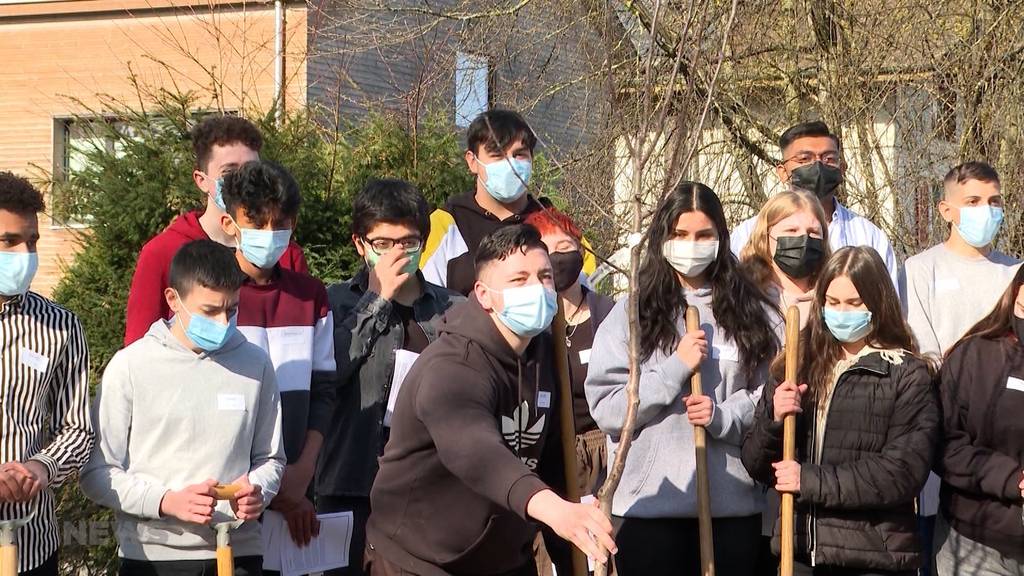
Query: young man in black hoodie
365 225 616 576
419 110 595 296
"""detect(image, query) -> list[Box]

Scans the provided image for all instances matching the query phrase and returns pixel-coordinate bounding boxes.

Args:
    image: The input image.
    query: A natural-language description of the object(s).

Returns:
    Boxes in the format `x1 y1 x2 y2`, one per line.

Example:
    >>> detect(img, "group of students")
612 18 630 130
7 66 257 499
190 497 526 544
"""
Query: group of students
0 110 1022 576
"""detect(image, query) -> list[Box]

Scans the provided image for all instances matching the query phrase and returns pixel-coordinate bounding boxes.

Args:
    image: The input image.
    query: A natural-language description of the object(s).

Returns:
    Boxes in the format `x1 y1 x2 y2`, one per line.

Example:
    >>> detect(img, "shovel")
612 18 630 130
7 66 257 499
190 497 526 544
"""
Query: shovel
213 518 245 576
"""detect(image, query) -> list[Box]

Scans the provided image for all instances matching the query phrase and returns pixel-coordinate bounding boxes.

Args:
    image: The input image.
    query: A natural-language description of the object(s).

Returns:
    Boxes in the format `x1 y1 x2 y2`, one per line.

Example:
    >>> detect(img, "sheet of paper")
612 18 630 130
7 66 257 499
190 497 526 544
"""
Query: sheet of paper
280 511 354 576
261 510 285 571
385 350 420 427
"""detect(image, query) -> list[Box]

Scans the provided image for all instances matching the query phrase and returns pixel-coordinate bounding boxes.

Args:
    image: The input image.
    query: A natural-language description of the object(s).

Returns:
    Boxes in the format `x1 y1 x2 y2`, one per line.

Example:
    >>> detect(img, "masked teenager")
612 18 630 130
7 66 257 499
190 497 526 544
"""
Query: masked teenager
730 122 898 288
0 172 93 576
742 246 940 575
316 179 464 576
932 263 1024 576
218 161 336 570
586 181 782 576
420 110 595 295
124 116 307 345
365 225 616 576
82 240 285 576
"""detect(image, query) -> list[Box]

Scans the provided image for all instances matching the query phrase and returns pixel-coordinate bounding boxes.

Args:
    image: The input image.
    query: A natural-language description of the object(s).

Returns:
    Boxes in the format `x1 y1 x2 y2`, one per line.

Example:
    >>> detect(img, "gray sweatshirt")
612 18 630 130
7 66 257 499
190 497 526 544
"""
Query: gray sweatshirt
80 320 286 561
903 243 1020 358
585 288 782 518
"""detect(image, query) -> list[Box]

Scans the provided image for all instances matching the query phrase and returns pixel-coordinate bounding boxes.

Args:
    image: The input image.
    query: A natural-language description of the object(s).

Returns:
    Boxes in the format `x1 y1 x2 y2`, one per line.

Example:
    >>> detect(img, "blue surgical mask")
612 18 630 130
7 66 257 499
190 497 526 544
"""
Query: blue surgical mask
174 292 237 352
477 155 532 203
212 178 226 211
365 246 422 276
822 307 873 343
237 227 292 269
0 252 38 296
490 283 556 337
957 205 1003 248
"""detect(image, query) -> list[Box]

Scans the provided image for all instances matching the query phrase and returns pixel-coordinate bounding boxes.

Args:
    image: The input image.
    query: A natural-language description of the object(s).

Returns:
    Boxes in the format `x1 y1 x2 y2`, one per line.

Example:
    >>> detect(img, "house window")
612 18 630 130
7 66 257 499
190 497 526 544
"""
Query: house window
454 51 490 128
51 117 132 227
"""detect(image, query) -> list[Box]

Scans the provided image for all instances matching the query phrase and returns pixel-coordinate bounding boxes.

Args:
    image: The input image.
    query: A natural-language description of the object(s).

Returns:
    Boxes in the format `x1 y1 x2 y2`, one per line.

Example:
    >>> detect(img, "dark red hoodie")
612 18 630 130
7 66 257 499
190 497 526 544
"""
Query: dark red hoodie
123 210 307 345
366 295 565 576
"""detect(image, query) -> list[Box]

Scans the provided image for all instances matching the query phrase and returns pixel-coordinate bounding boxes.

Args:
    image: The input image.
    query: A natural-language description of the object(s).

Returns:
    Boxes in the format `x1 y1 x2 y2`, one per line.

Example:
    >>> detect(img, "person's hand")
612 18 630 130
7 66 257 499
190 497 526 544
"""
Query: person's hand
1018 470 1023 499
280 497 320 548
684 394 714 426
0 462 38 502
527 490 617 564
229 475 264 521
773 461 801 494
773 381 808 422
159 479 217 524
675 329 707 371
270 463 314 510
366 247 413 301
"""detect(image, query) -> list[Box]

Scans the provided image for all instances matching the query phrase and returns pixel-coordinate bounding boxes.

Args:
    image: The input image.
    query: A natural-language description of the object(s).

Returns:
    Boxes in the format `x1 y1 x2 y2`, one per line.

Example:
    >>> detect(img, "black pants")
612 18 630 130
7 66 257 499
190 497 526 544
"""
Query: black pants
317 495 371 576
119 556 263 576
21 553 57 576
793 561 915 576
612 514 760 576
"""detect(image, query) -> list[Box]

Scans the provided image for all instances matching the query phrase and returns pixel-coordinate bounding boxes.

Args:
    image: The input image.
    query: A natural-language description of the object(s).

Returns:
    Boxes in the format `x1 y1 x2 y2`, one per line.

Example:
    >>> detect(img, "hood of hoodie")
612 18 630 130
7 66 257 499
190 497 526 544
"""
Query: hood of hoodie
144 316 247 359
165 210 210 242
444 191 543 252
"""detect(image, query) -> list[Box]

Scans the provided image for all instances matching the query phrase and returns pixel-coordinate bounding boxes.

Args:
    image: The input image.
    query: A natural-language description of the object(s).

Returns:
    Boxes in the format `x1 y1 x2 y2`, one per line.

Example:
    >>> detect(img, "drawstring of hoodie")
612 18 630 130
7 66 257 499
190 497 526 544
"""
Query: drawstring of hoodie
516 359 522 456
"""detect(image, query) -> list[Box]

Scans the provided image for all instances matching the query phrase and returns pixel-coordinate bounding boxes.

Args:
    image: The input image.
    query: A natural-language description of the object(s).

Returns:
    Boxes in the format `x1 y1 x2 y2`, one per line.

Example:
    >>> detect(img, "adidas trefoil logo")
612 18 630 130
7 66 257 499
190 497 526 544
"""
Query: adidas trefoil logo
501 401 546 451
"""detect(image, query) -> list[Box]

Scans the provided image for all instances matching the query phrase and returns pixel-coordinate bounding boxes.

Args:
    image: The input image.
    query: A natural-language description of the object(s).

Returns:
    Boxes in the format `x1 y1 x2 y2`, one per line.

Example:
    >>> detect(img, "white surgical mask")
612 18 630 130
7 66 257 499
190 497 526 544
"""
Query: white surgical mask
662 240 719 277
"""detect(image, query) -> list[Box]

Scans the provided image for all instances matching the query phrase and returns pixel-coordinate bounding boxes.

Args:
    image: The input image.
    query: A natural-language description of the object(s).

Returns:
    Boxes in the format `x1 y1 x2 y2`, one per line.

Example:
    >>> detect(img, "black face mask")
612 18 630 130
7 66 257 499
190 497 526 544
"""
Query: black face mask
773 235 825 279
790 162 844 199
550 250 585 292
1014 315 1024 343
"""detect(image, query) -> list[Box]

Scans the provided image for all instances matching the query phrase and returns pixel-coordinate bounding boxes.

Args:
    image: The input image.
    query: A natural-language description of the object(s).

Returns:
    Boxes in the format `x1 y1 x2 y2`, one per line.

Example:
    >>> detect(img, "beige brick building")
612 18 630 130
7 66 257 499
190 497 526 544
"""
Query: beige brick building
0 0 307 295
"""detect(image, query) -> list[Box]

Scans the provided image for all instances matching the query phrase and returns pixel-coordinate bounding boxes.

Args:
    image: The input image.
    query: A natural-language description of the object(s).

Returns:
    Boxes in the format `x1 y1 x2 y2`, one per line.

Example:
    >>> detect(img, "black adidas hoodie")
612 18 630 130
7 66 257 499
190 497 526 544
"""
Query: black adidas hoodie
366 295 564 575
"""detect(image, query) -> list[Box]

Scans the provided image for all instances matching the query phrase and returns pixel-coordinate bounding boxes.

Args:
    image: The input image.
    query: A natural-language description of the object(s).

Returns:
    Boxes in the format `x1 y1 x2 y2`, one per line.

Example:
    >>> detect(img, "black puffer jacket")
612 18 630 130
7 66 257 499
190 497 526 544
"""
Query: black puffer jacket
741 351 940 572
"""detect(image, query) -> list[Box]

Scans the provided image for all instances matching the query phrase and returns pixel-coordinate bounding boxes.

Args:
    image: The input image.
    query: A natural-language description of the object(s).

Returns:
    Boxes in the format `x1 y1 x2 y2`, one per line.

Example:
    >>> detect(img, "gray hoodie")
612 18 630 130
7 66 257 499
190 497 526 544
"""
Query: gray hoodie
81 320 286 561
585 288 782 518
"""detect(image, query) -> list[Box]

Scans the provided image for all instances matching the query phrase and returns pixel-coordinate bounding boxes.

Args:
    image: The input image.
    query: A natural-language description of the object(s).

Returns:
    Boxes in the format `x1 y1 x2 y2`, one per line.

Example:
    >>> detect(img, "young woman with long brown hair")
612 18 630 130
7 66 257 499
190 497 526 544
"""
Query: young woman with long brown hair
742 246 940 575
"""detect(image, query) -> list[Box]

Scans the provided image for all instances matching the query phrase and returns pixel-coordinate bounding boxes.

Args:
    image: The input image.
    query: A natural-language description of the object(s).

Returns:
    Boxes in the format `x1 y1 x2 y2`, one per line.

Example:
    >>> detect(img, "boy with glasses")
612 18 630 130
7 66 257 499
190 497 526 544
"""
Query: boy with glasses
316 179 464 575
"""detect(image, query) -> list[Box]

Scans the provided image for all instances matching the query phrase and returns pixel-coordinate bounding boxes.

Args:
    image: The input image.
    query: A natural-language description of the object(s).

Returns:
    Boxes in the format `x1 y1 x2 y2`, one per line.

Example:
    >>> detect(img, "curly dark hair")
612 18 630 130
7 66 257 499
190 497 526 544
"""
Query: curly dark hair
191 115 263 172
0 172 45 215
220 160 300 228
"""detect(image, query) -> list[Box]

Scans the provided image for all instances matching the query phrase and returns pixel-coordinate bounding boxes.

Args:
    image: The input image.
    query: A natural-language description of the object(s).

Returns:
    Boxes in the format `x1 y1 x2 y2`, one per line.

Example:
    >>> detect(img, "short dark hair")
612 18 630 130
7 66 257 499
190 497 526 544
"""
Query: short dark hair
351 179 430 239
0 172 45 215
169 240 247 297
944 161 1000 186
474 224 548 276
221 160 301 228
779 121 840 155
191 115 263 172
466 110 538 156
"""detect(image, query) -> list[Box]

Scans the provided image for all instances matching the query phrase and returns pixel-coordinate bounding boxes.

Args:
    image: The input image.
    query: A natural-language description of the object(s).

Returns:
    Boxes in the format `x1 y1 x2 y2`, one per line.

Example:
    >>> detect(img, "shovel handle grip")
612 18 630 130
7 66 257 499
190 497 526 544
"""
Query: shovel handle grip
0 544 17 576
217 545 234 576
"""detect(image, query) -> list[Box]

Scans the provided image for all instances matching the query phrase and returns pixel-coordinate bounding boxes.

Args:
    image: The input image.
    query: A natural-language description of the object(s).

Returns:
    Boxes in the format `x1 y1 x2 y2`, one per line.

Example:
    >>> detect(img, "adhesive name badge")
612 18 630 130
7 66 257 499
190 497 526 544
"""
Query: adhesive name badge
217 393 246 411
1006 377 1024 393
19 347 49 373
934 278 961 293
280 327 307 343
578 349 592 365
537 391 552 409
711 344 739 362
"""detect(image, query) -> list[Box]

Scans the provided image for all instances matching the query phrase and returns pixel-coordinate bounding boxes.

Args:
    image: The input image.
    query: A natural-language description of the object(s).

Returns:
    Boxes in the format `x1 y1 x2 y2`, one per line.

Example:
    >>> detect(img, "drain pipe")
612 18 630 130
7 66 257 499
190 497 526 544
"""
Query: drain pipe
274 0 285 126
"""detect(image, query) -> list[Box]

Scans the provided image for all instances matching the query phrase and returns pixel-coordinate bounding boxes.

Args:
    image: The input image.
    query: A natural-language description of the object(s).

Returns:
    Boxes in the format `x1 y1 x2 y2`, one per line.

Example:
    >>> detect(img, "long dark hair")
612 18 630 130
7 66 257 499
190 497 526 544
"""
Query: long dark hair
773 246 925 403
948 264 1024 354
638 181 779 377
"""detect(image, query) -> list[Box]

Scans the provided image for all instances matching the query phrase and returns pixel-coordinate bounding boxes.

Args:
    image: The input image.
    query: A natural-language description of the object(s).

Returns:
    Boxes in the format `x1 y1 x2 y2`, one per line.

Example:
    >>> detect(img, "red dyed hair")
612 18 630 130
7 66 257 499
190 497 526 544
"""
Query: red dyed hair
524 206 582 242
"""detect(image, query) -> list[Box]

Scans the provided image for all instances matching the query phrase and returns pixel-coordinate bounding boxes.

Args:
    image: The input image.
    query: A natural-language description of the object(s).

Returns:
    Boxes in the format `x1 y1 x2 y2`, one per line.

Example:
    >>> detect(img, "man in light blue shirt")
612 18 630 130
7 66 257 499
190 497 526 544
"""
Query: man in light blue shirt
731 121 899 287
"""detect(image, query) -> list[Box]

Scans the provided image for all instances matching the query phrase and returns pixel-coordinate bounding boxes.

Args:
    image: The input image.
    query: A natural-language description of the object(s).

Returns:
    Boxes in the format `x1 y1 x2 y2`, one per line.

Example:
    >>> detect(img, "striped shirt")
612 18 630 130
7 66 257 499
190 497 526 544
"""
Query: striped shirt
0 291 93 572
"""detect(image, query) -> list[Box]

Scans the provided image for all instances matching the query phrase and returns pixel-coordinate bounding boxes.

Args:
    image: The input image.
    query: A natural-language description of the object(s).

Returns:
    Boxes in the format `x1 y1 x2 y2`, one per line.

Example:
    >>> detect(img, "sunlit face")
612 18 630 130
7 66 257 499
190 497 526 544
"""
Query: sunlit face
474 247 554 315
353 221 422 260
824 274 868 312
768 208 824 254
165 283 239 327
0 209 39 254
465 138 533 183
540 227 579 255
776 136 842 183
670 211 718 243
1014 284 1024 320
940 178 1003 226
193 143 260 208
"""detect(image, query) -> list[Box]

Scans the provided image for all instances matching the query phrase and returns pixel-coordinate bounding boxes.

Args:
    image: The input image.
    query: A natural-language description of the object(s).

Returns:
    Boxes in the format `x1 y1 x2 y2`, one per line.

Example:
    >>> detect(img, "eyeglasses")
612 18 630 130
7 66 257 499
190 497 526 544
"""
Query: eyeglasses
784 151 841 167
363 236 422 254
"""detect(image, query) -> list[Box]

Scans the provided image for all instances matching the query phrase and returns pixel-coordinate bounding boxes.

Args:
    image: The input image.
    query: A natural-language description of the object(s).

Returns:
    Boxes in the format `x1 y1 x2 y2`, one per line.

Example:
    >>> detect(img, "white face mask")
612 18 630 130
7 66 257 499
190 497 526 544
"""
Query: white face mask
663 239 719 277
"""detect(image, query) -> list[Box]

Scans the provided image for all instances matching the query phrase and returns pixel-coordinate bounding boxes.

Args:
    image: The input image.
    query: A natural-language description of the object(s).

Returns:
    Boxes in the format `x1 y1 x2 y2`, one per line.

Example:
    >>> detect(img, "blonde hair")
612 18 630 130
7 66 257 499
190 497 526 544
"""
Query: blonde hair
740 189 831 291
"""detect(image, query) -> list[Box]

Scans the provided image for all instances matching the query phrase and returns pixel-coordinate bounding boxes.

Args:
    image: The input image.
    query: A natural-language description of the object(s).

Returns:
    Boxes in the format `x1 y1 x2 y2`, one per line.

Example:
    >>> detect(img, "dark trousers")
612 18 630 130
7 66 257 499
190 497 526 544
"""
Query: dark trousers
119 556 263 576
21 553 57 576
364 543 537 576
612 514 760 576
317 495 371 576
794 561 915 576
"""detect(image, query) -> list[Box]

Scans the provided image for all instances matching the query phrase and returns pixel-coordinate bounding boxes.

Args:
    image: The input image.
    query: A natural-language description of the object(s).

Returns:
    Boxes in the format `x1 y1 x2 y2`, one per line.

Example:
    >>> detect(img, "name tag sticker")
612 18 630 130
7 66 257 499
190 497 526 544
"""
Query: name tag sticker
19 347 49 373
935 278 961 293
537 391 552 409
578 349 592 365
218 394 246 411
1007 377 1024 393
281 327 306 343
711 345 739 362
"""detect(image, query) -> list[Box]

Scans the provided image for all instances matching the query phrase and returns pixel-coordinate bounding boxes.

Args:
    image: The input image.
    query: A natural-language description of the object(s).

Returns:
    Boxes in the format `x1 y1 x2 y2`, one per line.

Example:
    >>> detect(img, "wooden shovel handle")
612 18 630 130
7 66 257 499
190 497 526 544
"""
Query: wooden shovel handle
780 305 801 576
687 306 715 576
